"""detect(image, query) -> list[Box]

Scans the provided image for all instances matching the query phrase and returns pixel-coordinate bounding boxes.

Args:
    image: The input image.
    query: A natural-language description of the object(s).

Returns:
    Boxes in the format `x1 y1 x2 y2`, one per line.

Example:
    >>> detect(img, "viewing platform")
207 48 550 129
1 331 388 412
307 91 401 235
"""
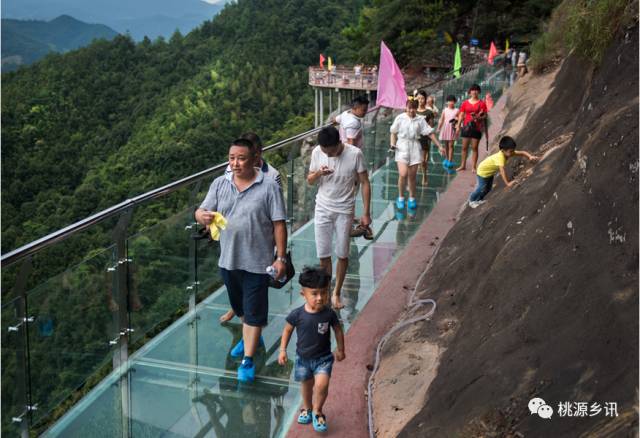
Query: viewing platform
308 66 378 91
308 65 379 127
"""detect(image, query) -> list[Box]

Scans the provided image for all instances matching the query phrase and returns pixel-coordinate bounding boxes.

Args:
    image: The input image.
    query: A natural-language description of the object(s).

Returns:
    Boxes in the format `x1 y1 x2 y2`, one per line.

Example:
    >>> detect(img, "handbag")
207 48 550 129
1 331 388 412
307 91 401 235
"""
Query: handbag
269 251 295 289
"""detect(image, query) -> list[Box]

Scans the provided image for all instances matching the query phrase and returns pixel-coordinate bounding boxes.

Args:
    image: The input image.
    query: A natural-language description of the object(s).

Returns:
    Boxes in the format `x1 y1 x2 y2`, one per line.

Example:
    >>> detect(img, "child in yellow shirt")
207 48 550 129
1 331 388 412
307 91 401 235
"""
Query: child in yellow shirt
469 136 538 208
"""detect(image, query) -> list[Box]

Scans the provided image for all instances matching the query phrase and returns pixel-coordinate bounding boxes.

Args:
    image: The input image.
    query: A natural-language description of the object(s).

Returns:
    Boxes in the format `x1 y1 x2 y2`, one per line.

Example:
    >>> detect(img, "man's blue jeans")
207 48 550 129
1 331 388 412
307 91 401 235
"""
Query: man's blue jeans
469 175 494 202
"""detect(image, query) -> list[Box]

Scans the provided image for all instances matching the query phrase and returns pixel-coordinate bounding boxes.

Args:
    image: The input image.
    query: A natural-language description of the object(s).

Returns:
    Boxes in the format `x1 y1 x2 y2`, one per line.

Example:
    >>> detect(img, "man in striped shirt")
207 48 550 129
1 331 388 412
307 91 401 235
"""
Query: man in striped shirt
196 138 287 382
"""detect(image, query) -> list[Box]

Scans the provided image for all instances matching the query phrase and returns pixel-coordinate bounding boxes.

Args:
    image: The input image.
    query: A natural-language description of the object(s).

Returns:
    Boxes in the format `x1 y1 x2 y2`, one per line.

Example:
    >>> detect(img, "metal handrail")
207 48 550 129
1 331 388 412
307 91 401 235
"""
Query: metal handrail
1 59 496 268
0 123 334 268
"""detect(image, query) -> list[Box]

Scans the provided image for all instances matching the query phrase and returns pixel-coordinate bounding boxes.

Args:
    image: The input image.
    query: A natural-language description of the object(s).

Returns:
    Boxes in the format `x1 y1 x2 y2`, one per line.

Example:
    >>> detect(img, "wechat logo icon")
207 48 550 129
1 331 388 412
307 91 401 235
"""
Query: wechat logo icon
529 397 553 419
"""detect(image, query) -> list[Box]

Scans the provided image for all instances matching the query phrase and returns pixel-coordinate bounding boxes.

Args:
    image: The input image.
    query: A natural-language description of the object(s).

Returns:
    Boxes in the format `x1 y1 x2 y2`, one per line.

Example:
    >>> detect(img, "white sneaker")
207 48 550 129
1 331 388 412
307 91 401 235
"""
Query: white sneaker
478 200 487 205
468 201 481 209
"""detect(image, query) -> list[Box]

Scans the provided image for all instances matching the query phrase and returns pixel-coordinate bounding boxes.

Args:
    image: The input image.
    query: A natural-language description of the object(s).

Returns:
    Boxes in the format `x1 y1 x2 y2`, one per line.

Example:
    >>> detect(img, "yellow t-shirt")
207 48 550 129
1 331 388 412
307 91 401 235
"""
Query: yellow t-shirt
477 151 507 178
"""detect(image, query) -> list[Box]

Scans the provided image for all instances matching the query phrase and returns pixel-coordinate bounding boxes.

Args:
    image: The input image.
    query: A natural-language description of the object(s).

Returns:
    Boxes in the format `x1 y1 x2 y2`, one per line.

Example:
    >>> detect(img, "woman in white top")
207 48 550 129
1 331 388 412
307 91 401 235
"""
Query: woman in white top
390 99 445 211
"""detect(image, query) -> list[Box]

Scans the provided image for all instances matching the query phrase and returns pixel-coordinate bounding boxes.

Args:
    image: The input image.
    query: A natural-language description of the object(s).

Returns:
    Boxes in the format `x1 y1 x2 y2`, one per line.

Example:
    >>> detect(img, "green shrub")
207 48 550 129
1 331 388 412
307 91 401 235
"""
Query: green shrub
530 0 638 71
530 33 557 72
565 0 638 63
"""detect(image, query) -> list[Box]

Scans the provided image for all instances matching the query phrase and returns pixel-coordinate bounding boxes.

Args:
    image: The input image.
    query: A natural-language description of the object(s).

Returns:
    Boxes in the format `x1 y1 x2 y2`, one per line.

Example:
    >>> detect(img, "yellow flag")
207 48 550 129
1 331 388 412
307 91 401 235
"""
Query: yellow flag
505 38 509 52
444 31 453 44
209 212 227 241
328 56 333 70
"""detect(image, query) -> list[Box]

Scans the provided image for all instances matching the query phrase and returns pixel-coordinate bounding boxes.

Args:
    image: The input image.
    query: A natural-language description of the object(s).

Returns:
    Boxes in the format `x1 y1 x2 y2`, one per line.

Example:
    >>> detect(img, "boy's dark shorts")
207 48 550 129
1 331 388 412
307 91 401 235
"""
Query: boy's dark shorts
220 268 269 327
294 353 335 382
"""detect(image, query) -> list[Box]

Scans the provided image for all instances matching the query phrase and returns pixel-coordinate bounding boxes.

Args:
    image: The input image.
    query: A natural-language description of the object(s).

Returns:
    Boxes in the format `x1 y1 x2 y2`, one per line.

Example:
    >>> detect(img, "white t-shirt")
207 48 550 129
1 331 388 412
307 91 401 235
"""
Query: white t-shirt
336 110 364 148
390 113 433 146
309 144 366 214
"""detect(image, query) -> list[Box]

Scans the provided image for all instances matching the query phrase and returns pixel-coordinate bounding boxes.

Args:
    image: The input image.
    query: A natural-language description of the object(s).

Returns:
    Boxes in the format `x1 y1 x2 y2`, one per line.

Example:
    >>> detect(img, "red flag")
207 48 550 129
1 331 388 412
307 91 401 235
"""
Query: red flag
485 92 494 111
488 42 498 65
319 54 326 69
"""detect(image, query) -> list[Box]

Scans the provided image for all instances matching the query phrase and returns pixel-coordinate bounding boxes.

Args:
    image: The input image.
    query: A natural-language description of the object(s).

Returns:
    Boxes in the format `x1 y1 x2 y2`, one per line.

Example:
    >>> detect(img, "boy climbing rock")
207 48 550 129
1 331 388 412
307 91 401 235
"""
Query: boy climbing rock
469 135 538 208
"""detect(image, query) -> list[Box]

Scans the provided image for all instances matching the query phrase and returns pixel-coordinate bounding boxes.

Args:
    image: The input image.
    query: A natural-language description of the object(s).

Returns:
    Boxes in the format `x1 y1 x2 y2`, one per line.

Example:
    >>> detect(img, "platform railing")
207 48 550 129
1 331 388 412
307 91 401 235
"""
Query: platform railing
1 59 509 437
308 66 378 90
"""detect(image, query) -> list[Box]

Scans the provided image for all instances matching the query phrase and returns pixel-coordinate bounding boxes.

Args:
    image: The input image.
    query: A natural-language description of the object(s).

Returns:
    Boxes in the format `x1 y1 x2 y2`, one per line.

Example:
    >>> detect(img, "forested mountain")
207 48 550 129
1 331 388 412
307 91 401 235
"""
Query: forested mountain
1 15 118 71
339 0 560 64
1 0 364 254
2 0 228 41
1 0 558 255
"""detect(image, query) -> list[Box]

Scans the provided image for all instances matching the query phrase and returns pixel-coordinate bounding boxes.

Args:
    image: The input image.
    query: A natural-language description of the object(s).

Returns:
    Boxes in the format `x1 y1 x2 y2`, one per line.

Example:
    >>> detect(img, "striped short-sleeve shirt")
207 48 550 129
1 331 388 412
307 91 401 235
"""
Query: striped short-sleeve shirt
199 170 286 273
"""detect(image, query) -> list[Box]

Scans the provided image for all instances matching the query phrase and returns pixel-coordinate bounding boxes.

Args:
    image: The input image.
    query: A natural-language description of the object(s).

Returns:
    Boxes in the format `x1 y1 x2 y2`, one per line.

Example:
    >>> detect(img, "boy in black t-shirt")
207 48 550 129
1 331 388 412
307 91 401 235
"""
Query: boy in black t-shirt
278 267 345 433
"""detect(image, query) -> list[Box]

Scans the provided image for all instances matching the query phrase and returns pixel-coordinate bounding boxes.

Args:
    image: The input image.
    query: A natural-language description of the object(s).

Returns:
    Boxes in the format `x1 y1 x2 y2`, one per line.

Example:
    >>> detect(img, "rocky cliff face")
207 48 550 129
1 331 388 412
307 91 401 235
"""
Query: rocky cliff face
374 27 638 438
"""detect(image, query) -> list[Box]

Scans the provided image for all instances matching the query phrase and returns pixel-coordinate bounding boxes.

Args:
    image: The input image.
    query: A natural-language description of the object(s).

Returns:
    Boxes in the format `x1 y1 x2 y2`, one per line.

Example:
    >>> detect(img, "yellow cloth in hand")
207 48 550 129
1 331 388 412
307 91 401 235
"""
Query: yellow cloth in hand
209 212 227 241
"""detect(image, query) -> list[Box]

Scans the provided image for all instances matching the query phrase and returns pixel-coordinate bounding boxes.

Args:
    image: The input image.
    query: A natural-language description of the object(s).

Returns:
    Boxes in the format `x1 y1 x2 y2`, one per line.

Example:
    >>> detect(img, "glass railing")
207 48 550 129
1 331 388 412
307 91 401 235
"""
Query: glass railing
1 60 509 437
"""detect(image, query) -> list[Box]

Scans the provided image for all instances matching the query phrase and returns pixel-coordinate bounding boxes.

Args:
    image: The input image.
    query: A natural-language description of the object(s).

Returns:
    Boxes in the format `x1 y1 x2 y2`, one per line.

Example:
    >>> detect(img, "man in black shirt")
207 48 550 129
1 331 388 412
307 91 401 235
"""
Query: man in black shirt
278 267 345 433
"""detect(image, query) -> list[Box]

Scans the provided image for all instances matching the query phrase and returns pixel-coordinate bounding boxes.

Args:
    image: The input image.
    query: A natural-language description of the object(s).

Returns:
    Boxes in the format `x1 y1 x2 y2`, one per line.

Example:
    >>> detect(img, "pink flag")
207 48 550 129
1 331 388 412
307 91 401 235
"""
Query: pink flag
488 42 498 65
376 41 407 109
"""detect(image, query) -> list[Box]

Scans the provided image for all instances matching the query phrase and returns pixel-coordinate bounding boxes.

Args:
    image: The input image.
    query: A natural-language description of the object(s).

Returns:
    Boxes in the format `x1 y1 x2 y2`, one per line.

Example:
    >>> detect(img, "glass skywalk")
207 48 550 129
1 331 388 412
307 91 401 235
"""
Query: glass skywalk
2 63 509 438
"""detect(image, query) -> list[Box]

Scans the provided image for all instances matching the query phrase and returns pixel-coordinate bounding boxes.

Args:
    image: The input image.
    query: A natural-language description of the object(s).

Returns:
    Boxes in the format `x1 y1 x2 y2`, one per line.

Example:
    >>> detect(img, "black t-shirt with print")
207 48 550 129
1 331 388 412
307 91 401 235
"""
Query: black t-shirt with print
286 305 340 359
417 108 435 126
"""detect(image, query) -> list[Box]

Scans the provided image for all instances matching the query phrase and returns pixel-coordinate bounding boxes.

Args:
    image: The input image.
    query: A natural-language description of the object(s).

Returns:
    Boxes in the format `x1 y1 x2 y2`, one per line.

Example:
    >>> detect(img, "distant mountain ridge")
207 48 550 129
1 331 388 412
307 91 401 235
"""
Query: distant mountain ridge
2 15 118 71
1 0 227 41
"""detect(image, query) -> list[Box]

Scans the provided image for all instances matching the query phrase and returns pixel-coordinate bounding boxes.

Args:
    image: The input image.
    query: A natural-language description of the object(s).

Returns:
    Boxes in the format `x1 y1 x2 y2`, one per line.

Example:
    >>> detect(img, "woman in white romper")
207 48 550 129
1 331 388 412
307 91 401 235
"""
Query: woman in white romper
390 99 445 210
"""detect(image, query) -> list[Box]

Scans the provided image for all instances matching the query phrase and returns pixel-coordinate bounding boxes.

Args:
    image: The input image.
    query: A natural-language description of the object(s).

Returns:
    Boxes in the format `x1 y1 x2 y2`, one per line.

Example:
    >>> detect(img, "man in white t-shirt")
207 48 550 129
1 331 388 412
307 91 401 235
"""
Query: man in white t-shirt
334 95 369 149
307 126 371 309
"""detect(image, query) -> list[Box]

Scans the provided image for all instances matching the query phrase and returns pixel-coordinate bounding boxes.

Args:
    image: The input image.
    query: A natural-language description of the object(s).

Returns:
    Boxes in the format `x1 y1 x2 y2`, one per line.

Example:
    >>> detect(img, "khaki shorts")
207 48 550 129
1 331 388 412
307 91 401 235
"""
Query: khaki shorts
314 206 353 259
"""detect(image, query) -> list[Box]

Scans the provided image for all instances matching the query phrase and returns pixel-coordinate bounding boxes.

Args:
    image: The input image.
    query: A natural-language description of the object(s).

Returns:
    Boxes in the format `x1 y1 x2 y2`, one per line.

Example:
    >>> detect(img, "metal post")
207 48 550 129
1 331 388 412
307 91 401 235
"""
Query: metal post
112 209 133 438
369 107 380 169
8 257 33 438
314 88 318 128
187 181 202 397
288 145 296 233
319 89 324 125
329 88 333 116
188 180 202 314
337 89 341 113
